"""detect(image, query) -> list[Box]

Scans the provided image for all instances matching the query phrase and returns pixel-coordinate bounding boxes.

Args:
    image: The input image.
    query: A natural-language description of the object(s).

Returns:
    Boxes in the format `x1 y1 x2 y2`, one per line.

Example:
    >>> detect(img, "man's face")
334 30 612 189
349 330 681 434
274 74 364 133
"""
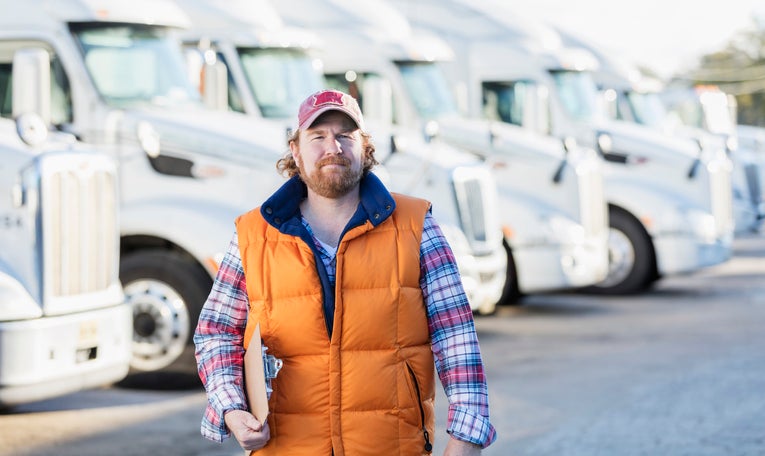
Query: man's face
292 111 364 199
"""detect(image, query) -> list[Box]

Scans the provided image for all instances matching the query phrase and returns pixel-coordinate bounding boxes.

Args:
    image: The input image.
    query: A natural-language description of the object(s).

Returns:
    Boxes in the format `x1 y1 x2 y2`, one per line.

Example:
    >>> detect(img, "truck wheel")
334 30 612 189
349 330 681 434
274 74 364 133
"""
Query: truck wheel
587 207 655 294
120 250 212 373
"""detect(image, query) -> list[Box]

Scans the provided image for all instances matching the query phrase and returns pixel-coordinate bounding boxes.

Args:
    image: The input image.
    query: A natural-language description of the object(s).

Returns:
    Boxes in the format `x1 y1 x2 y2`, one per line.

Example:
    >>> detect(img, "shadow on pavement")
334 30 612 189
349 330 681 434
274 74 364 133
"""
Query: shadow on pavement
116 371 202 391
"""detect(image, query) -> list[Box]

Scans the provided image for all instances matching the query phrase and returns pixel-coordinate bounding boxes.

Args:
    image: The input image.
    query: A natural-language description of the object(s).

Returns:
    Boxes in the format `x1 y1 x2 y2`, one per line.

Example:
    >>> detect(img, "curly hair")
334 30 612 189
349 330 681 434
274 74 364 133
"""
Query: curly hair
276 128 379 178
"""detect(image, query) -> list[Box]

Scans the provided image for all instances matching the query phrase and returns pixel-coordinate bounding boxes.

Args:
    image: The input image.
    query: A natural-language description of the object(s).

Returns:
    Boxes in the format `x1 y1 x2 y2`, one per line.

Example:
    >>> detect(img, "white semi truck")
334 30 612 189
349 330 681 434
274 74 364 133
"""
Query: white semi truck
557 31 765 234
659 84 765 231
392 0 735 294
177 0 509 314
1 0 310 376
268 0 610 302
0 48 131 405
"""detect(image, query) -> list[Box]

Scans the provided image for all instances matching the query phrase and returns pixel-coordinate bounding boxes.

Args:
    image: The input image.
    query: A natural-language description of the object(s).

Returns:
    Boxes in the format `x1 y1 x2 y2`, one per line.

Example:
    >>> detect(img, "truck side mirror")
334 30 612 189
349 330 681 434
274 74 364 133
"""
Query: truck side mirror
190 47 229 112
12 48 51 126
202 56 229 111
361 77 392 125
600 89 618 120
553 137 576 184
185 45 229 111
454 81 469 116
688 138 705 179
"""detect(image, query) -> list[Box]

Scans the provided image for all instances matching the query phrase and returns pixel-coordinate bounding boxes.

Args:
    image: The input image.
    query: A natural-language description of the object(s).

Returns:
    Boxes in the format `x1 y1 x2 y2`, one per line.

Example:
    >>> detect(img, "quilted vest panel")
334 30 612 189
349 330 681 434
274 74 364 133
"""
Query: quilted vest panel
237 194 435 455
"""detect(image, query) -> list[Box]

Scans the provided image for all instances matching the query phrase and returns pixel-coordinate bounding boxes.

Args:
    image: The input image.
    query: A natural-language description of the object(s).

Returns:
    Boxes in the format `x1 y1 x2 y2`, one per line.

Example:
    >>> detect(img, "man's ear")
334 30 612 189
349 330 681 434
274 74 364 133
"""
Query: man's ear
290 141 302 168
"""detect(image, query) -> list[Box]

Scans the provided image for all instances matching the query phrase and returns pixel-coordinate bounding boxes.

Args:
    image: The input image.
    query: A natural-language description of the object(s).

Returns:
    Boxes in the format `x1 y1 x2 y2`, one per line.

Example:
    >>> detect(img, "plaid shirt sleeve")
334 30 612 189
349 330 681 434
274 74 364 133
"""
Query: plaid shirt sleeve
420 212 497 448
193 231 249 442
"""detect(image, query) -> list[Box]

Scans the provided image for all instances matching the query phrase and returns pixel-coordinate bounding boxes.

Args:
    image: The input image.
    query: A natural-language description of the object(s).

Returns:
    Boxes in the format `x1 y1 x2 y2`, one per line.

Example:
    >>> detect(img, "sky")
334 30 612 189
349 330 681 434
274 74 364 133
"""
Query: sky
511 0 765 78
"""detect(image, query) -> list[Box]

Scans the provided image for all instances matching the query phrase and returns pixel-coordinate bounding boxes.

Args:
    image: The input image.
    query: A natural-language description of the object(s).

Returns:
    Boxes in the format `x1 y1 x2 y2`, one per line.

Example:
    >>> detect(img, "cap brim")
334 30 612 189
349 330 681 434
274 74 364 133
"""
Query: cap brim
298 106 364 131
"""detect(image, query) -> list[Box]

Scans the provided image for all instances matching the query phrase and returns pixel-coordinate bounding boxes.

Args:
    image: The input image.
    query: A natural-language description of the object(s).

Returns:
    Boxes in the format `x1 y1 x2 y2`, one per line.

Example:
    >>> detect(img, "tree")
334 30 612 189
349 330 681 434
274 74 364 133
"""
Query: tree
681 15 765 126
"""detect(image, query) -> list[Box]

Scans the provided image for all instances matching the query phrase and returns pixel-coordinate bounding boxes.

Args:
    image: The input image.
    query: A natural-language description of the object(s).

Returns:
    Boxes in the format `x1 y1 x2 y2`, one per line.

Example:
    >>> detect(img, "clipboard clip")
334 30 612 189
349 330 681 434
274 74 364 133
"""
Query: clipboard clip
262 345 283 398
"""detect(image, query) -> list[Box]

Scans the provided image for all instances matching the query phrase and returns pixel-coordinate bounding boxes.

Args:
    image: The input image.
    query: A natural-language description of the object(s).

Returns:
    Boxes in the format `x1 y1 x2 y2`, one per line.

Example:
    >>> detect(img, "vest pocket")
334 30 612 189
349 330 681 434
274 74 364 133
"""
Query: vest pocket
405 362 433 453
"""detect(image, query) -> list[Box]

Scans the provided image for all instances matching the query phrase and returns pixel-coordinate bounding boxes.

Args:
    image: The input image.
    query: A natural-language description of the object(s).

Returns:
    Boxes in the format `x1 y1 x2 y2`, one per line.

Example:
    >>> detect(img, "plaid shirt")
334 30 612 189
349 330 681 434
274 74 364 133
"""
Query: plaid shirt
194 211 497 448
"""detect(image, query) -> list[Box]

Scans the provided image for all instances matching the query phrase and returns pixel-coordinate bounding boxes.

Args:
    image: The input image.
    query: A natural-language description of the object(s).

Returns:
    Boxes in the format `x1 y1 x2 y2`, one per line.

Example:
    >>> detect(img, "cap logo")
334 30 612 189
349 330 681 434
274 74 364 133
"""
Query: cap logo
312 91 345 107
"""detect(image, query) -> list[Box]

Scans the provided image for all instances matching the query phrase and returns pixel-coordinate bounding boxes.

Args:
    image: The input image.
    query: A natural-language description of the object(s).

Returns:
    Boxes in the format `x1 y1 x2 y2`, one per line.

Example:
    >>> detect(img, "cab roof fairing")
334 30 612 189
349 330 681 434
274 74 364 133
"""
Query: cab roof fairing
26 0 192 29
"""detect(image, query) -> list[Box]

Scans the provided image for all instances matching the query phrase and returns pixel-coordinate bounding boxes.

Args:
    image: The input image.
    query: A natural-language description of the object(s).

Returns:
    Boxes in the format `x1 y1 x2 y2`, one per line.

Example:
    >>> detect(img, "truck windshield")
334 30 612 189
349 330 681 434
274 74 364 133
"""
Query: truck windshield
396 61 459 119
663 89 735 135
324 71 397 123
71 24 201 108
482 80 532 126
549 70 601 123
237 48 323 119
626 91 668 128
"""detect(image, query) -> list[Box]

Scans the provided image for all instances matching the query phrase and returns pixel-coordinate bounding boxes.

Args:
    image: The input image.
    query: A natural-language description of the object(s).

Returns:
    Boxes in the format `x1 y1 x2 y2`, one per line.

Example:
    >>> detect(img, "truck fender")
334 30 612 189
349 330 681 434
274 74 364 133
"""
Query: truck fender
120 198 244 277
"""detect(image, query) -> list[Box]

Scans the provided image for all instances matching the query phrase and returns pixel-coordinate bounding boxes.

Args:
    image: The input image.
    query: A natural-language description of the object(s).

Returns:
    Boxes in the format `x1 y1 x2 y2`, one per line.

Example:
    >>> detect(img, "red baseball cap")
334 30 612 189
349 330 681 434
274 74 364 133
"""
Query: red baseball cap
297 89 365 132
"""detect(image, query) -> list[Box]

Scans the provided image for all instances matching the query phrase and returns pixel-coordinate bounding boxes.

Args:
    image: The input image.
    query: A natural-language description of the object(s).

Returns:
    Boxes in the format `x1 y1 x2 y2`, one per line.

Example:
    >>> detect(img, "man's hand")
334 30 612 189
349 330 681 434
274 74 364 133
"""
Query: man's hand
224 409 270 451
443 436 482 456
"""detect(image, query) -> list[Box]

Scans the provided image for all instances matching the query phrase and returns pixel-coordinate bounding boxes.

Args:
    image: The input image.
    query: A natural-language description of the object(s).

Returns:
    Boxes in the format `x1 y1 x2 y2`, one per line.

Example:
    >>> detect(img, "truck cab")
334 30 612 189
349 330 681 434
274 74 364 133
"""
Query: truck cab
1 0 297 376
0 48 130 405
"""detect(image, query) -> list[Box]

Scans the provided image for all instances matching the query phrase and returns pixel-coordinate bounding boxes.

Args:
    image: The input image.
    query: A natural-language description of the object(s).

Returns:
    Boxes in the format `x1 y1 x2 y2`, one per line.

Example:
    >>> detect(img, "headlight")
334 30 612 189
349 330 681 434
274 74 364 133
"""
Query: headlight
507 213 586 247
725 135 738 153
597 132 613 154
137 121 161 158
541 214 586 245
684 208 718 243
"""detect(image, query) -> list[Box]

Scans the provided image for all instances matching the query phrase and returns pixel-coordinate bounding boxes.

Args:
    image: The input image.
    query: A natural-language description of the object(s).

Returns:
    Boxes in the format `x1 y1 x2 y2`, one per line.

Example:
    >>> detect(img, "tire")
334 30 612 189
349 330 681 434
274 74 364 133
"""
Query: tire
120 250 213 374
497 241 522 306
585 207 656 295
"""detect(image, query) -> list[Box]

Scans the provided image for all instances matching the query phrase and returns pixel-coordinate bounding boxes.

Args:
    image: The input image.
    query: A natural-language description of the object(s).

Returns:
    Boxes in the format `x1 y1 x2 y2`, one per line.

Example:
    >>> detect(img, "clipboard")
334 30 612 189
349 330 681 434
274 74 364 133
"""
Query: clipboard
244 323 270 424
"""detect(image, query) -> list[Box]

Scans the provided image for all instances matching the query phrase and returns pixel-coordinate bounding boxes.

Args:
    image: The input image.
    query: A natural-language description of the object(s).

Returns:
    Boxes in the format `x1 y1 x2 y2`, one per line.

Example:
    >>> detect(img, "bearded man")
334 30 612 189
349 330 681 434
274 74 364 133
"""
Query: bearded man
194 89 496 456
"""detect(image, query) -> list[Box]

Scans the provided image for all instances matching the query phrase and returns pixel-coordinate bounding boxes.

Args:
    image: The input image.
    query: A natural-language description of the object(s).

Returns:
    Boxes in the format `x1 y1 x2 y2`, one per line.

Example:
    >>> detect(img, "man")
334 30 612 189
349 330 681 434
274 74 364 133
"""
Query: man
194 89 496 455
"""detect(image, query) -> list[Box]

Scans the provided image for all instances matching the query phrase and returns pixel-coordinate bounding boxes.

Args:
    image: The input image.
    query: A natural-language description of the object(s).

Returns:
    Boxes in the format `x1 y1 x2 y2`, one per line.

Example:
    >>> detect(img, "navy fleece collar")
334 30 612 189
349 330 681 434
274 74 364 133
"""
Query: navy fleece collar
260 172 396 232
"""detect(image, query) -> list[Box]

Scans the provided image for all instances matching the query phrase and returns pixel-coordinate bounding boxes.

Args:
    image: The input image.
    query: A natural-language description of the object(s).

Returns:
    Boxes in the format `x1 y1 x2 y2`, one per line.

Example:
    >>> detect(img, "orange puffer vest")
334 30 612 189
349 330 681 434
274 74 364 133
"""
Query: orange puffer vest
236 194 435 456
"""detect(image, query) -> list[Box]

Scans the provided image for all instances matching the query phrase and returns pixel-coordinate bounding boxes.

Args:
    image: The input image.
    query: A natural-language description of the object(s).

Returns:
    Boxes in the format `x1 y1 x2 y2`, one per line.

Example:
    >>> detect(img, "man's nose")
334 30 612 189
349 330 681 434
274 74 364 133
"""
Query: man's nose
326 136 343 154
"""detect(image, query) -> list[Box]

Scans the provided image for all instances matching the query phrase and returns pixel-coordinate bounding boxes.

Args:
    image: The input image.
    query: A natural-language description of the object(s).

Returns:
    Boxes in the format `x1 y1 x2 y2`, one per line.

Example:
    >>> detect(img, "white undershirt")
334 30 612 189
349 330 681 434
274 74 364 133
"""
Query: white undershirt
315 237 338 258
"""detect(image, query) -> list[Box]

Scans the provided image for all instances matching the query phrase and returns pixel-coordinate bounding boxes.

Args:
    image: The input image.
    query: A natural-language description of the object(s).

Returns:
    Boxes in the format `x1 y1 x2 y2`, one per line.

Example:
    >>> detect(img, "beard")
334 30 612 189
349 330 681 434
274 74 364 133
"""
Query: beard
299 155 363 198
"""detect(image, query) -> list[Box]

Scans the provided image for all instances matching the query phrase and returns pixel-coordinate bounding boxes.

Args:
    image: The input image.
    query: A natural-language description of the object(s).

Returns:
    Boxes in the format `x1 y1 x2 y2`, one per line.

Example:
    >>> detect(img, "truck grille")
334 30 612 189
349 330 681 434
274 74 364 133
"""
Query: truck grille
709 160 734 237
452 166 501 254
577 160 608 237
42 156 118 296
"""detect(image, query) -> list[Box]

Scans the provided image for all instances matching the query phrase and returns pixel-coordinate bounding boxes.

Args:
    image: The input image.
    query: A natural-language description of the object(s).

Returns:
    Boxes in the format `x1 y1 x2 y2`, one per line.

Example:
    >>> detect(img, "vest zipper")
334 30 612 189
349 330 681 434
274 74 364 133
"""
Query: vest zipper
406 363 433 453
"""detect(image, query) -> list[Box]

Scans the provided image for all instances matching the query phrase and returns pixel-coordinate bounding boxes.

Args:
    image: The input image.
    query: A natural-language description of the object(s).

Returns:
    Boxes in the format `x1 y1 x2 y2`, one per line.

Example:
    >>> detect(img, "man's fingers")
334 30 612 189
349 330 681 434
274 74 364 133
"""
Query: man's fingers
240 422 271 451
242 413 262 432
224 410 270 450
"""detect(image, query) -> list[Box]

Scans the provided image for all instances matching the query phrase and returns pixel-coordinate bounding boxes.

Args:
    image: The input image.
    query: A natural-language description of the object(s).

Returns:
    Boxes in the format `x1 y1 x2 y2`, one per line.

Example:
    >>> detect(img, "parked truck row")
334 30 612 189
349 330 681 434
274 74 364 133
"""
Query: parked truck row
388 0 735 295
0 0 748 402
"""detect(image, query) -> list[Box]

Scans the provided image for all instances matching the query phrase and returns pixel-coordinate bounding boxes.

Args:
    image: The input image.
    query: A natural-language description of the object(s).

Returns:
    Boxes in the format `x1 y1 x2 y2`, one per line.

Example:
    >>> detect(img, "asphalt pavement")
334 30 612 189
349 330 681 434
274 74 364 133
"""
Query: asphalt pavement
1 234 764 456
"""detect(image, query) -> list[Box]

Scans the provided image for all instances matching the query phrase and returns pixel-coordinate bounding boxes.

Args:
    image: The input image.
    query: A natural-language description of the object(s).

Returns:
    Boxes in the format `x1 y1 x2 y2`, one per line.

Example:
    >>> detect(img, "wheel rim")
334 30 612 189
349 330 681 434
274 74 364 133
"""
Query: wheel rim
124 279 190 371
600 227 635 288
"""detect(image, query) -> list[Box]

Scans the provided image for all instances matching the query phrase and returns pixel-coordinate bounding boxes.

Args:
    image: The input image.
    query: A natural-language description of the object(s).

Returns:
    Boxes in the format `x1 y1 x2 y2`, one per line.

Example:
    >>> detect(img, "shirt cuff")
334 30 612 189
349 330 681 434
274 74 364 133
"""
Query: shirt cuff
200 402 247 442
446 404 497 448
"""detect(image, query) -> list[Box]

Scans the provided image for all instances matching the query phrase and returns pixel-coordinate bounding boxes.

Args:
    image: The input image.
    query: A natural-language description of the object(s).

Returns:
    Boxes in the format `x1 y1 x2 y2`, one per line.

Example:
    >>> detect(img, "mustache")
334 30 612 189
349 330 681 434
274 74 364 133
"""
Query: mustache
317 156 351 168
